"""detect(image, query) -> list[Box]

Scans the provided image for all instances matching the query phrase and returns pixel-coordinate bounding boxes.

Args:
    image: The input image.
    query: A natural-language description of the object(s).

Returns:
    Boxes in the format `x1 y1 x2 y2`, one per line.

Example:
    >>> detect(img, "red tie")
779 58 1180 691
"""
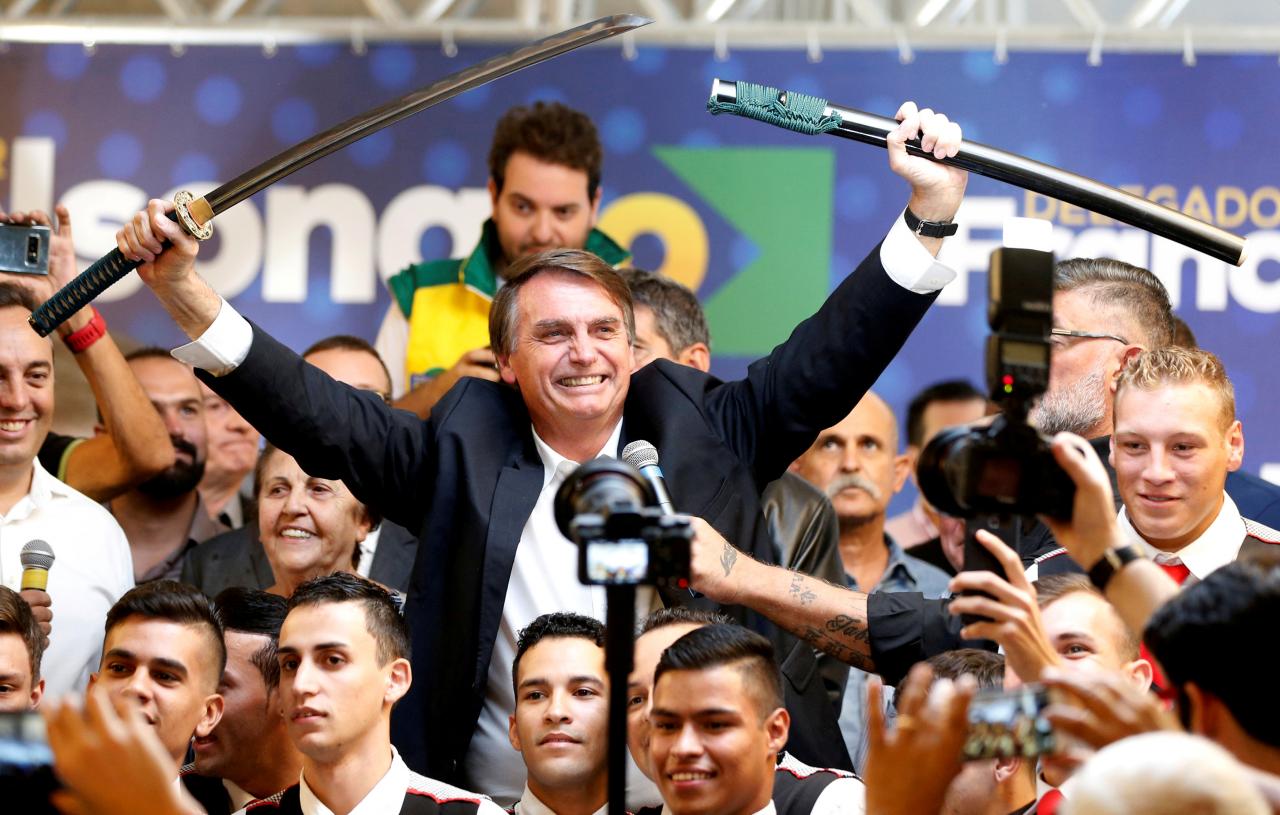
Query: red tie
1037 788 1064 815
1159 560 1192 585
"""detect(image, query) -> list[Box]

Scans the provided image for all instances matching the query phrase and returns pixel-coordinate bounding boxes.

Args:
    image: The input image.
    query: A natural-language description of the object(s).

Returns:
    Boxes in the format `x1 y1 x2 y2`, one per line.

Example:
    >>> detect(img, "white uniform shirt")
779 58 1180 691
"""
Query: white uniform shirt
1119 492 1248 583
0 460 134 697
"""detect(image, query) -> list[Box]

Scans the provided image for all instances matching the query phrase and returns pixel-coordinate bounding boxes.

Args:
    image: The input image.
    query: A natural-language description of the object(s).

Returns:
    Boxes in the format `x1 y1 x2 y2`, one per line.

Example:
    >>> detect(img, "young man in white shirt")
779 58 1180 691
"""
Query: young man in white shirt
91 580 227 769
646 624 863 815
628 609 865 815
1109 346 1280 583
244 572 505 815
507 612 609 815
0 283 134 698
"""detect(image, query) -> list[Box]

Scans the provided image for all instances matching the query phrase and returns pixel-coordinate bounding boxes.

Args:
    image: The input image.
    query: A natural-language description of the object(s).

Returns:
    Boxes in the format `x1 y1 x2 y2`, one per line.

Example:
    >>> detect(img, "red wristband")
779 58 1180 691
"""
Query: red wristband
63 306 107 353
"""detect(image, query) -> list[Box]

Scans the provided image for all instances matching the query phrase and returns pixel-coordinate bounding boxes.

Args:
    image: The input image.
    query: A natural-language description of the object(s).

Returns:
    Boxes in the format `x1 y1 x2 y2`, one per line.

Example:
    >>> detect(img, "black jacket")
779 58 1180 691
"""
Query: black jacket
200 243 938 782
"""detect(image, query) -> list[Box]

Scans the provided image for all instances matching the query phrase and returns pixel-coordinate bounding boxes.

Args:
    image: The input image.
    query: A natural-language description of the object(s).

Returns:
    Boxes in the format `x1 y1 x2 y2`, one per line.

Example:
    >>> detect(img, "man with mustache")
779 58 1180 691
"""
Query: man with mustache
110 348 228 582
788 392 950 769
507 612 609 815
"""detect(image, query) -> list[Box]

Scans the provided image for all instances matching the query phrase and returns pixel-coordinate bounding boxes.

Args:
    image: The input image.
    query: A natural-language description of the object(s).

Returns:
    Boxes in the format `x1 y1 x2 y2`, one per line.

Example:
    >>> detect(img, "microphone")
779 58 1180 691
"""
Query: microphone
20 540 55 591
622 440 675 515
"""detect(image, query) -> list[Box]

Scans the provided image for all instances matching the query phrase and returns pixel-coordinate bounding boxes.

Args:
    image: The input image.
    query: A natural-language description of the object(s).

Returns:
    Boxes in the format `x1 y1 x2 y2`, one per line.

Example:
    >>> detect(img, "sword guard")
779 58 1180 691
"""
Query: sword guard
173 190 214 241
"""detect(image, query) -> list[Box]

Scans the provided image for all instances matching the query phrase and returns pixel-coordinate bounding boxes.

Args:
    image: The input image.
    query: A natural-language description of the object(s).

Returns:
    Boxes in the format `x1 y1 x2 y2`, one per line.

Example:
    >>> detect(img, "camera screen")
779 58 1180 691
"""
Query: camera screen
0 712 51 769
584 539 649 584
962 684 1054 761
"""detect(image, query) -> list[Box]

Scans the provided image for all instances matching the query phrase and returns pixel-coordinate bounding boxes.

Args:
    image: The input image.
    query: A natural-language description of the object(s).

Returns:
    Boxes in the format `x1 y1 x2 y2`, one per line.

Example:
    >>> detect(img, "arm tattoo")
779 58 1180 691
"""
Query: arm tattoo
789 572 817 606
720 542 738 577
801 625 875 672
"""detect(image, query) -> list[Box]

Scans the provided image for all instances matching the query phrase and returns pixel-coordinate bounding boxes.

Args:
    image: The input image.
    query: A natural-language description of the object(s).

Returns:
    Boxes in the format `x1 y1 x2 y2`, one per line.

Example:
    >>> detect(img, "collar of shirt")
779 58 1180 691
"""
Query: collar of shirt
847 536 931 594
662 803 776 815
2 459 76 523
223 778 258 811
513 786 608 815
298 747 407 815
1118 493 1246 581
530 421 624 490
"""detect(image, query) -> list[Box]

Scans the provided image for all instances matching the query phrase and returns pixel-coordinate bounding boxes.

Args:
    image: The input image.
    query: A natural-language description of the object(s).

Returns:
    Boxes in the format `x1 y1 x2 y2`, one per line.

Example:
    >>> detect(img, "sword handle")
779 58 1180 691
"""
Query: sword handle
28 245 153 337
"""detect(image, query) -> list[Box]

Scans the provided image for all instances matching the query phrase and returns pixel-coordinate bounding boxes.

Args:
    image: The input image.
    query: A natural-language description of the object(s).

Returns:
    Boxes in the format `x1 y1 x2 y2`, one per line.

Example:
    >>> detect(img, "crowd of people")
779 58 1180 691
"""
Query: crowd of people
2 96 1279 815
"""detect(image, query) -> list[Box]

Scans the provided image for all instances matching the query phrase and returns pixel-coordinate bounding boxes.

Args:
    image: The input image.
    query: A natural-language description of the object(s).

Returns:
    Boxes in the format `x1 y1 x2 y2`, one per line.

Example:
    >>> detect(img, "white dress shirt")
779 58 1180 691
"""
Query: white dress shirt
511 785 608 815
233 748 505 815
173 211 956 804
0 460 134 697
1118 493 1247 583
354 524 382 579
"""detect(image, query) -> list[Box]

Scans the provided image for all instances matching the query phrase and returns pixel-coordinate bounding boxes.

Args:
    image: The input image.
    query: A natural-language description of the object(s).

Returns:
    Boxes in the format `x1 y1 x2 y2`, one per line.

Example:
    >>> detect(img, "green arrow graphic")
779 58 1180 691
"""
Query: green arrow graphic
655 146 833 356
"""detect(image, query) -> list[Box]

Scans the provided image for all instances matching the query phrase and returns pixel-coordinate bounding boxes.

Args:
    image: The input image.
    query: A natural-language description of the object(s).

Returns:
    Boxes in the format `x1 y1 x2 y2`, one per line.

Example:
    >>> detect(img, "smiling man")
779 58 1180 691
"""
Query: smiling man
1111 347 1280 582
508 612 609 815
183 588 300 813
115 100 967 796
91 580 226 769
249 572 503 815
377 102 629 418
647 624 791 815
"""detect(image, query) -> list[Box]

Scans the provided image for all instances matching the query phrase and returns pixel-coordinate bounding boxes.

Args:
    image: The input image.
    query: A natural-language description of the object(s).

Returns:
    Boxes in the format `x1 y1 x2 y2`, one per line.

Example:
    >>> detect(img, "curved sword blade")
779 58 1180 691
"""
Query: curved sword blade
207 14 652 214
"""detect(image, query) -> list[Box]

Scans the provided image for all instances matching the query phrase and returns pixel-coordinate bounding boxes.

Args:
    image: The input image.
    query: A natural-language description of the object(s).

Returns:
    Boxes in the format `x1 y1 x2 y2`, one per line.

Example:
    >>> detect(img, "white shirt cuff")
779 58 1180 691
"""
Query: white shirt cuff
170 299 253 376
878 209 957 294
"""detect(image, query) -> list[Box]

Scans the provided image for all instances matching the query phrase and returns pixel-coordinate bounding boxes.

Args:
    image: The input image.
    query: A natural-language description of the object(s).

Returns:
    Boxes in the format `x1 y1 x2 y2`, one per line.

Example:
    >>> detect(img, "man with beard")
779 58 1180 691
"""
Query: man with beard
1034 258 1280 527
788 392 950 770
111 348 227 582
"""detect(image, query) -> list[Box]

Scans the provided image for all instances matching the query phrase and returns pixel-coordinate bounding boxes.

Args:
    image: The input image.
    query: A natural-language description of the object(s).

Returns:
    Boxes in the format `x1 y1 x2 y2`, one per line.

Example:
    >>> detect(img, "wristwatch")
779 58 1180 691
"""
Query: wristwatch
1087 544 1145 591
903 207 958 238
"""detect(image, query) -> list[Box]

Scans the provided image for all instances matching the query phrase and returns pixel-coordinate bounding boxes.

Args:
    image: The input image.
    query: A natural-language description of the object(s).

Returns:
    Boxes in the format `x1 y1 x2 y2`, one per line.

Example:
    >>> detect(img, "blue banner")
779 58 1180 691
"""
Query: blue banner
4 42 1278 512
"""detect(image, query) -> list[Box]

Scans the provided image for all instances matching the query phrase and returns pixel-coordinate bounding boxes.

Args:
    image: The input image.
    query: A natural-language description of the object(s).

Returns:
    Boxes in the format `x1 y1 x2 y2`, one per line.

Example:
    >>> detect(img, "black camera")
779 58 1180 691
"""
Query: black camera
554 458 691 588
917 244 1075 521
0 223 51 275
0 711 59 815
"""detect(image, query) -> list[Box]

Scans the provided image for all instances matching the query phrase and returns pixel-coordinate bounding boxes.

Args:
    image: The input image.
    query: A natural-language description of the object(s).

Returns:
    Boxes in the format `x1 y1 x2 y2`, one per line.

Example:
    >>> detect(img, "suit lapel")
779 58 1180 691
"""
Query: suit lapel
474 434 544 687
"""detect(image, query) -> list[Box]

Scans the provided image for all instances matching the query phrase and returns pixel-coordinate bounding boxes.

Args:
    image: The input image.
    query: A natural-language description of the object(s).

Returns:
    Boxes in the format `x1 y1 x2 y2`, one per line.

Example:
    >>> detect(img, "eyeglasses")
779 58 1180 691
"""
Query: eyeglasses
1050 328 1129 345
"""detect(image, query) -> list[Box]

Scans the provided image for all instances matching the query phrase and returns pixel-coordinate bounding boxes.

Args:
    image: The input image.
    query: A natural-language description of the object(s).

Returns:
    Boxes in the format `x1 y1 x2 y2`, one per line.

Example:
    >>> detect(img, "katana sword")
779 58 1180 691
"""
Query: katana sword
708 79 1248 267
29 13 652 336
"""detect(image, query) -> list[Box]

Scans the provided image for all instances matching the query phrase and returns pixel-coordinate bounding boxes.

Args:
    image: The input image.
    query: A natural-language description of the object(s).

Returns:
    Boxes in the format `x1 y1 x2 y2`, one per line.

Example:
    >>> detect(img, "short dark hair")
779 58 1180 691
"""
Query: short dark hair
0 282 41 312
512 612 605 696
638 606 732 636
1146 562 1280 747
488 102 603 200
620 268 711 357
213 588 288 691
0 585 43 682
104 581 227 689
489 249 635 357
302 334 393 399
287 572 409 665
926 649 1005 691
1053 258 1176 349
904 379 986 448
654 624 783 718
1035 573 1139 662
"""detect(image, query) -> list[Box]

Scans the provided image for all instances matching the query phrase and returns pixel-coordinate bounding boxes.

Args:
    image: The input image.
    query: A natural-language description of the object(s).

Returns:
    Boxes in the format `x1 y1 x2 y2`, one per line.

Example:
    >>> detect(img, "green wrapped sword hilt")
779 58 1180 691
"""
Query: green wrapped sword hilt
706 80 843 136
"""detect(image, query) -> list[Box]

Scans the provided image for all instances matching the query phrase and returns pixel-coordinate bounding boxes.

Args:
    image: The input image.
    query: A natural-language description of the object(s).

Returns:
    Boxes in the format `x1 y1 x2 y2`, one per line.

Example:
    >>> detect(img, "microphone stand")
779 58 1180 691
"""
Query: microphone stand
605 584 636 815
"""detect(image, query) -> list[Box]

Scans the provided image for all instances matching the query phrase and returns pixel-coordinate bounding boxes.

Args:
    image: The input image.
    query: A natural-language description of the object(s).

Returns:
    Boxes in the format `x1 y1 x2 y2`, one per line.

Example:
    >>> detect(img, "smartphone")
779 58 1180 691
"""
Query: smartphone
0 711 59 814
0 222 51 275
962 683 1055 761
959 515 1019 627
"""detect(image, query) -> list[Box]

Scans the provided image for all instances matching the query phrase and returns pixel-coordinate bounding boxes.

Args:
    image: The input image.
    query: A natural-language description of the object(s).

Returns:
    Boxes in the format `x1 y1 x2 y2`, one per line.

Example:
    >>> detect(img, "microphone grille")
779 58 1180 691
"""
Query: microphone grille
20 539 55 571
622 440 660 469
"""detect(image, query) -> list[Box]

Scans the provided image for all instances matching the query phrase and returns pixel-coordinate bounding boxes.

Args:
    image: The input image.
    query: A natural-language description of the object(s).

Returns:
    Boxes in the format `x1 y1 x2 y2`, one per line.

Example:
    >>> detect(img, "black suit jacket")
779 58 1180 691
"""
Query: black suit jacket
199 244 938 781
180 521 419 596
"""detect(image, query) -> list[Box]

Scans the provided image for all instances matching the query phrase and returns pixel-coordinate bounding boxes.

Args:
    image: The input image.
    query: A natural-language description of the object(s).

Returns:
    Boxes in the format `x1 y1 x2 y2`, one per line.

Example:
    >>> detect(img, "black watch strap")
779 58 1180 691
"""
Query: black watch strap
903 207 958 238
1087 544 1145 592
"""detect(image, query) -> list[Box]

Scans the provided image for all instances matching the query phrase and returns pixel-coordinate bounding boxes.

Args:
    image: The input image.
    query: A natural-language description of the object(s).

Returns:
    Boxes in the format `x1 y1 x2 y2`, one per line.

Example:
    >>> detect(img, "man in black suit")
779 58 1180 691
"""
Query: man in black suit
181 335 418 596
114 100 966 799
